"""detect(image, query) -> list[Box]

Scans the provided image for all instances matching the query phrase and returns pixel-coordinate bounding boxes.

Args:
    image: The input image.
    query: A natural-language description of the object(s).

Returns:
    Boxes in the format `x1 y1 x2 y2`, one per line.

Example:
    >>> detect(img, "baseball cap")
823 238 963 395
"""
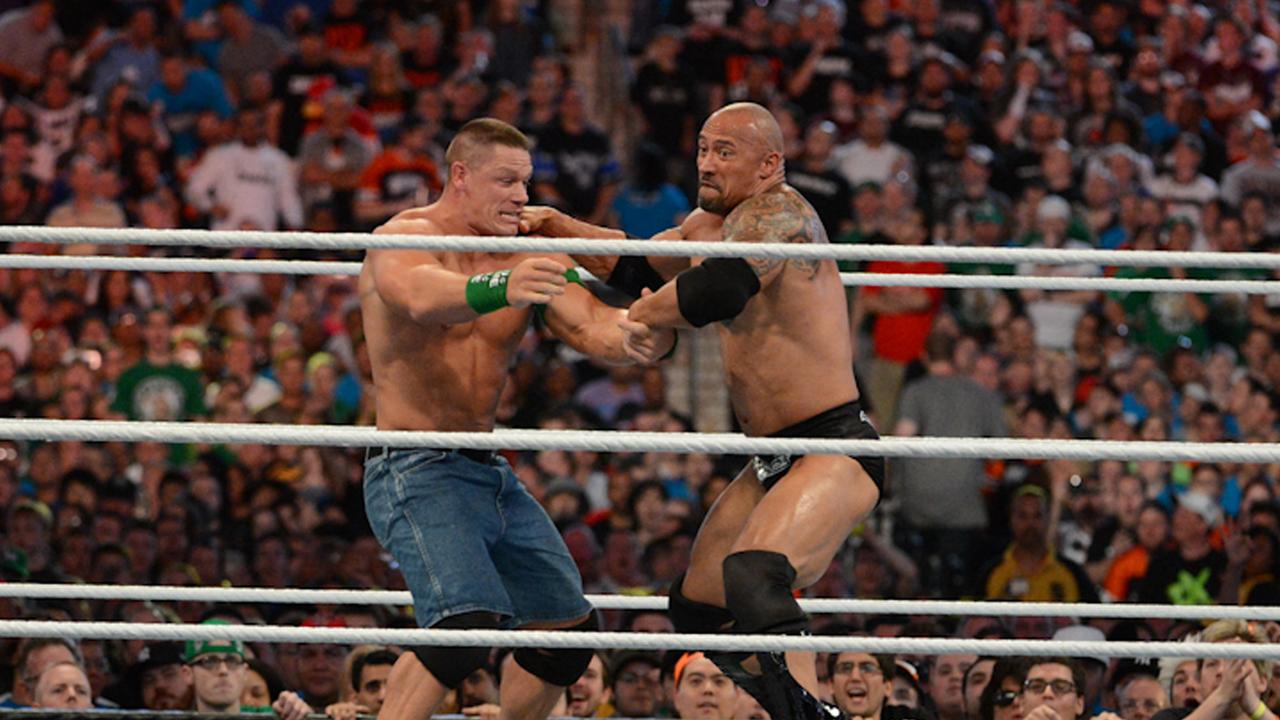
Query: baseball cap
610 650 660 685
1038 195 1072 222
1068 31 1095 53
185 619 245 661
1177 490 1223 527
970 200 1005 225
1051 625 1108 668
966 145 995 167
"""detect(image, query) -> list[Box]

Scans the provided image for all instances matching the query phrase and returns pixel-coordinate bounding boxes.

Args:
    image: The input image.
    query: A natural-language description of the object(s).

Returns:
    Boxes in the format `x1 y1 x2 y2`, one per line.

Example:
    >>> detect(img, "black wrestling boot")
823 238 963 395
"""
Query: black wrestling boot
750 649 845 720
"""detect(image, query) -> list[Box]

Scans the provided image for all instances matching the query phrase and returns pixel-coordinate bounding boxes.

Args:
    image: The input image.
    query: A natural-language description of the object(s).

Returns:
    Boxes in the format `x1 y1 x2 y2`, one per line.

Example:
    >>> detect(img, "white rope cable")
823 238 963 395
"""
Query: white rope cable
0 620 1275 659
8 225 1280 269
5 583 1278 621
9 419 1280 462
5 254 1279 294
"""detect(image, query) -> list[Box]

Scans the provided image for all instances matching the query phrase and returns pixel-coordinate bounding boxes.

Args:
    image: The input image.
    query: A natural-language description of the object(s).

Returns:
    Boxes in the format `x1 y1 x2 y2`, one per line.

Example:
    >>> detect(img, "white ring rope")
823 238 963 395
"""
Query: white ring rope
9 419 1280 463
4 254 1279 294
5 583 1279 622
7 225 1280 269
0 620 1274 659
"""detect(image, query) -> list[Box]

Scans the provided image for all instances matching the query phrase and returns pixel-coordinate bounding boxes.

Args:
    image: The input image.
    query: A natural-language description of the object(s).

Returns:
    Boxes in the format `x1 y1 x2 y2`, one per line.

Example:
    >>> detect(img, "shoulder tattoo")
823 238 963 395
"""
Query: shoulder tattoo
722 189 827 278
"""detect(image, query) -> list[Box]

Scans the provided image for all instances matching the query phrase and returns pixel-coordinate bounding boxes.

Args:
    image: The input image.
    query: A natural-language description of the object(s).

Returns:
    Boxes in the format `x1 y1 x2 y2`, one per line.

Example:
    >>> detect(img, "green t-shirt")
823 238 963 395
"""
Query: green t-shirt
111 361 208 421
1189 266 1270 347
1108 268 1208 354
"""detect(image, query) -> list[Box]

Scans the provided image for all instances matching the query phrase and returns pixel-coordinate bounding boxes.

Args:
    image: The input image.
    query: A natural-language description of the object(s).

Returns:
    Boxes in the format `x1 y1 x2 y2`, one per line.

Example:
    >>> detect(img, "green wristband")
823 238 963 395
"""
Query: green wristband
466 270 511 315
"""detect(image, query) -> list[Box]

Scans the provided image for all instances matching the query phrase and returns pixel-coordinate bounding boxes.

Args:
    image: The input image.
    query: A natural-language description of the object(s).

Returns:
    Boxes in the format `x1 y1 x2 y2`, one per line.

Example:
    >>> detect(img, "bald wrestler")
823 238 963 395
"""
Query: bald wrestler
523 103 885 720
360 118 674 720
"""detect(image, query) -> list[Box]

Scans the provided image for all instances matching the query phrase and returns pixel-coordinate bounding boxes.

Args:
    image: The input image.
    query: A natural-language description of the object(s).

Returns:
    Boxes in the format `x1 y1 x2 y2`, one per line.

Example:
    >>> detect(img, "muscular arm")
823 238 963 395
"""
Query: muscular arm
367 220 487 326
628 189 819 328
543 283 635 365
523 206 720 281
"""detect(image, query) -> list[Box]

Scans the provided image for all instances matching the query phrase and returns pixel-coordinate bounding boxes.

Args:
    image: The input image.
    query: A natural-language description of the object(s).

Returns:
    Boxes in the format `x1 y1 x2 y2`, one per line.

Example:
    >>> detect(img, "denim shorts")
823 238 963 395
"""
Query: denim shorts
364 449 593 629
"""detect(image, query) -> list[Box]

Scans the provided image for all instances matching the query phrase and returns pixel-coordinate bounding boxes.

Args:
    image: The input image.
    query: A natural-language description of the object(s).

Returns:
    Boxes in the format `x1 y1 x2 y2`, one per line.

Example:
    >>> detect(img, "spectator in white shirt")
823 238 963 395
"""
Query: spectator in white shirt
185 107 304 231
834 104 914 187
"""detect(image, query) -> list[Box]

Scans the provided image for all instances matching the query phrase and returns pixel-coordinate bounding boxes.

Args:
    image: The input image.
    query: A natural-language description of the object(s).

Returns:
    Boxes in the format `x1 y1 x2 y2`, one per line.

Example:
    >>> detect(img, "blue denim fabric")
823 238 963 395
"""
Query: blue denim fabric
364 449 592 629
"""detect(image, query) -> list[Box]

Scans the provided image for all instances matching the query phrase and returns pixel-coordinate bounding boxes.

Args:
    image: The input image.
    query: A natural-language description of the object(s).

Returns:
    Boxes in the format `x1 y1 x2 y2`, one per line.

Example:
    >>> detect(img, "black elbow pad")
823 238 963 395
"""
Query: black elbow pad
675 257 761 328
606 255 667 298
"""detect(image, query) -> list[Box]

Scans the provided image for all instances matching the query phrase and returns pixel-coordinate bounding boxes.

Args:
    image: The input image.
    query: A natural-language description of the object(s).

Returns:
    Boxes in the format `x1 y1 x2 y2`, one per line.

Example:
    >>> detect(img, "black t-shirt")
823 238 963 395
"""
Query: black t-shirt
533 124 621 217
719 39 783 88
939 0 994 62
786 167 851 238
272 59 341 155
631 62 696 154
401 49 455 90
1134 547 1228 604
786 40 868 115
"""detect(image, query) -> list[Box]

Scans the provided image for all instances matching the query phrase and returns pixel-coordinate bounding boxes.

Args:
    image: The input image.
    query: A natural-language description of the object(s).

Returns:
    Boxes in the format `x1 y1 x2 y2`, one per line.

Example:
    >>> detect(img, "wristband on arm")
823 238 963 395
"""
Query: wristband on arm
465 270 511 315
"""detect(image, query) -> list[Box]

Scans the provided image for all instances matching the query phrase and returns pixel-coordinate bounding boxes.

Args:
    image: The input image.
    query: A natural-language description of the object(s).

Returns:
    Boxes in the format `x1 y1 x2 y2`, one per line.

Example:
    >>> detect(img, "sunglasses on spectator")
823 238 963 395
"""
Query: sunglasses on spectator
1024 679 1076 695
189 654 245 671
994 691 1020 707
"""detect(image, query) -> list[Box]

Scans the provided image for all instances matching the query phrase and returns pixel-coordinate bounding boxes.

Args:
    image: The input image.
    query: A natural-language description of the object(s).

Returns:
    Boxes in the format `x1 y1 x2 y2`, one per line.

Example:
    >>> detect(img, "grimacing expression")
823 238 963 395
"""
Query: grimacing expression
458 145 531 237
695 115 776 215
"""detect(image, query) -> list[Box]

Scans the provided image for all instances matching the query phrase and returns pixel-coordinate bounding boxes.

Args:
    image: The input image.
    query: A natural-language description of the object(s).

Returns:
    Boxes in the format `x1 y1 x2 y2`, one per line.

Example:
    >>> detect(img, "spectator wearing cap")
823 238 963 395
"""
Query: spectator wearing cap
1133 490 1228 604
31 661 92 710
5 499 55 582
830 651 895 720
941 144 1011 236
670 652 736 720
295 619 348 708
148 50 234 159
891 331 1005 597
1221 113 1280 236
186 106 304 232
834 104 913 189
979 485 1098 602
608 652 661 718
788 120 854 237
1050 626 1108 716
0 0 61 90
1021 658 1087 720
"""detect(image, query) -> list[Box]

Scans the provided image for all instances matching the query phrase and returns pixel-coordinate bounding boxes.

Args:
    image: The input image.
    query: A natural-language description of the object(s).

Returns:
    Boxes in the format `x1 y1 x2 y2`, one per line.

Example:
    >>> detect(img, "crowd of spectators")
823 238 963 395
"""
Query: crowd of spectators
2 0 1280 715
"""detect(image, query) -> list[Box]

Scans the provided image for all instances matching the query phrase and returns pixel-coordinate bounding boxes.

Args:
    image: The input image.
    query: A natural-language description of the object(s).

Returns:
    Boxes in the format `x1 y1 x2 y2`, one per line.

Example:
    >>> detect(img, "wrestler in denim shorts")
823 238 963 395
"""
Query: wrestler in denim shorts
364 448 593 629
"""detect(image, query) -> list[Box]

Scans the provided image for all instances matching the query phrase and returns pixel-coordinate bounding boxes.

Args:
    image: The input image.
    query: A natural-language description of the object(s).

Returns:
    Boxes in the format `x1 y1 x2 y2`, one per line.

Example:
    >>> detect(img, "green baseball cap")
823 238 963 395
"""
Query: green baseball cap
185 619 245 661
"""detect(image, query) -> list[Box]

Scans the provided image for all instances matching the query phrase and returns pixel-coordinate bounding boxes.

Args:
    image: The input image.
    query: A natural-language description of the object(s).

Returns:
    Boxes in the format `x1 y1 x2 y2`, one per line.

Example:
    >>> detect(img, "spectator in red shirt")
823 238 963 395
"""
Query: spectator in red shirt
851 206 945 427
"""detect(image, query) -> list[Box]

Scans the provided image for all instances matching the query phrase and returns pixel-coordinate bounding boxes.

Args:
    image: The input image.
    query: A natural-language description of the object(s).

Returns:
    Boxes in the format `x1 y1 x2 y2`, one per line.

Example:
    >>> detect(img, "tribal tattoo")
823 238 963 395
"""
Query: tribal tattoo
721 187 827 280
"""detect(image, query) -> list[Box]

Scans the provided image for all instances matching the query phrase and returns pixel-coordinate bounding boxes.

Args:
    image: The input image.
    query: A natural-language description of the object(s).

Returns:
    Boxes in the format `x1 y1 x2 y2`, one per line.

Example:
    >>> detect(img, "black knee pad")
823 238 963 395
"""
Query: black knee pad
721 550 807 635
514 612 599 687
413 612 499 689
668 573 735 634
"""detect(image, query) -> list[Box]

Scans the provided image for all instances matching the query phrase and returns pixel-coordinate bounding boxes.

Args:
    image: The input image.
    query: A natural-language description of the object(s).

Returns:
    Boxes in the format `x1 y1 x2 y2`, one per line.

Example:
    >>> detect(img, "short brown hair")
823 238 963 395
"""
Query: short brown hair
444 118 531 170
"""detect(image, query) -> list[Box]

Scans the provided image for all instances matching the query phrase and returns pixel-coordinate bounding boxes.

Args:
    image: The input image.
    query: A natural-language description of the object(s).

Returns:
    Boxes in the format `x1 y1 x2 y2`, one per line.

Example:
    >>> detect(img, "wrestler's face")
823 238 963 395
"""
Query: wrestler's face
696 116 779 216
457 145 531 236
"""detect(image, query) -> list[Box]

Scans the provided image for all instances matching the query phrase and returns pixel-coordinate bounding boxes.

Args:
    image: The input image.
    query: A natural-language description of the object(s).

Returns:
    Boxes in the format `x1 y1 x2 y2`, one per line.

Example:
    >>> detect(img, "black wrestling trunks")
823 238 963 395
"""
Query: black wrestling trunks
751 400 885 493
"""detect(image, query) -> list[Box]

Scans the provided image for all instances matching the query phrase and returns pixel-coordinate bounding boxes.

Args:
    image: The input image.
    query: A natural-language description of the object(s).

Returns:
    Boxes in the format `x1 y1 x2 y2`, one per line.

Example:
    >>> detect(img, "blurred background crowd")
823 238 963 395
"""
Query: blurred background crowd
2 0 1280 715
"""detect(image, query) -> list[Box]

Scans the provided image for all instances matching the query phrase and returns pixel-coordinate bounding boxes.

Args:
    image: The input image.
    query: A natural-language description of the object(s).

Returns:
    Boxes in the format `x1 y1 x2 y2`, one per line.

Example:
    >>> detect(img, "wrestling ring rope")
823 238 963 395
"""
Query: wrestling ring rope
3 224 1278 662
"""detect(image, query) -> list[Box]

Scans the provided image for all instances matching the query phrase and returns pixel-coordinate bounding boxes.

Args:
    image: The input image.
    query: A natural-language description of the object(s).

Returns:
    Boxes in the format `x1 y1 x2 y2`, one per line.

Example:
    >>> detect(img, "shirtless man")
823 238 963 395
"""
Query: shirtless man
523 103 885 720
359 118 674 720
